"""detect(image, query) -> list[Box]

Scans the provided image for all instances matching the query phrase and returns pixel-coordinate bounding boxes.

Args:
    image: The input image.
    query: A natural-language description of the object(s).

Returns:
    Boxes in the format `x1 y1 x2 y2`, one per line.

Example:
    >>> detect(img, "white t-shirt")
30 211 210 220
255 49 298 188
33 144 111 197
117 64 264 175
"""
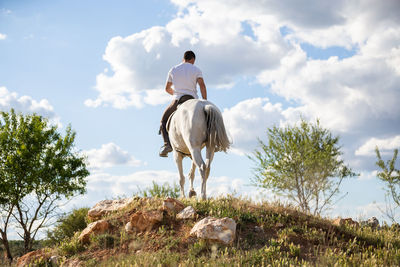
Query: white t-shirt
166 62 203 99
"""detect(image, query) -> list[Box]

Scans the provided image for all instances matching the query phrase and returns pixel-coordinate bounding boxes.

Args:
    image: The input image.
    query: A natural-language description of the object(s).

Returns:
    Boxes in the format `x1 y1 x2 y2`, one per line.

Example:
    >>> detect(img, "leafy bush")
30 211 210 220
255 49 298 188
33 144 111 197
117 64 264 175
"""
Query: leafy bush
46 207 89 246
137 181 180 198
91 234 116 249
58 234 86 257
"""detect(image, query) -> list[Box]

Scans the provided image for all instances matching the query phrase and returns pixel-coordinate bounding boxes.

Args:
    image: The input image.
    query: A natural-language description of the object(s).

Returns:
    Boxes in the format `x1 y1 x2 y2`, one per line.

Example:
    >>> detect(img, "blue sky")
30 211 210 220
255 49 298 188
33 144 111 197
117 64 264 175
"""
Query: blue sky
1 0 400 237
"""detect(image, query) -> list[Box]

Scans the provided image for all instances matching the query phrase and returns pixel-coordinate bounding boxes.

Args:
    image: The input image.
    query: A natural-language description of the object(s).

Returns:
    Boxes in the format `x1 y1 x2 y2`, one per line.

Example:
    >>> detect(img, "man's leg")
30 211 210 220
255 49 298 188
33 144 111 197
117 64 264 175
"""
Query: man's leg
159 100 178 157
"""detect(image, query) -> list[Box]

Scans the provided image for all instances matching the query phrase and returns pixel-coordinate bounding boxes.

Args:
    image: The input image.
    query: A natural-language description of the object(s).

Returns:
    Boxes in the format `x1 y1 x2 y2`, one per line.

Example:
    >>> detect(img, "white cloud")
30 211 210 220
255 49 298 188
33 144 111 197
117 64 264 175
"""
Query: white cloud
357 170 378 181
0 86 59 124
223 98 285 154
86 2 290 109
84 143 142 170
258 32 400 134
0 33 7 40
144 89 172 106
1 8 11 15
283 0 400 49
355 136 400 156
354 202 386 222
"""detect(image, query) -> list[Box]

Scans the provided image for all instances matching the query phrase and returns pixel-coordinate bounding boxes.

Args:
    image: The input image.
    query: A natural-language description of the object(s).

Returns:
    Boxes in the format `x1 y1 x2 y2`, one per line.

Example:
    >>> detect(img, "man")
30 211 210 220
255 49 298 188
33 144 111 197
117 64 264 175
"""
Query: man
159 50 207 157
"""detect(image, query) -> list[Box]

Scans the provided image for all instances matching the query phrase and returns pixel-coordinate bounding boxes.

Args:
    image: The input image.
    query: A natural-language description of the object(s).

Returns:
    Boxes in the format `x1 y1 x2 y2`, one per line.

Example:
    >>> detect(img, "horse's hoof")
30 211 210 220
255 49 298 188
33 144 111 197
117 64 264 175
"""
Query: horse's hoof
189 190 197 198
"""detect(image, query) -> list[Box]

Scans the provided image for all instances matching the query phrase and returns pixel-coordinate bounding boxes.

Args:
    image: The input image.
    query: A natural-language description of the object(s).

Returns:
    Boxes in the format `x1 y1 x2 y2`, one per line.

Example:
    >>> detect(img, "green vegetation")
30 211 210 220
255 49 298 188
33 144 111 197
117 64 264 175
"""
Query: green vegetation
250 119 357 215
138 181 180 198
13 194 398 267
0 240 46 258
0 109 89 261
58 233 86 257
46 207 90 246
376 147 400 223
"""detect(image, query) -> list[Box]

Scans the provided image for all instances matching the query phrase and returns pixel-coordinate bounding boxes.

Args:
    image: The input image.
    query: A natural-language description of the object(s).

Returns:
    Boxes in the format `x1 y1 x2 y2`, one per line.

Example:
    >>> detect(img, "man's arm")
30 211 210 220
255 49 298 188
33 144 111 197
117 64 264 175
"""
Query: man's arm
197 77 207 100
165 81 173 95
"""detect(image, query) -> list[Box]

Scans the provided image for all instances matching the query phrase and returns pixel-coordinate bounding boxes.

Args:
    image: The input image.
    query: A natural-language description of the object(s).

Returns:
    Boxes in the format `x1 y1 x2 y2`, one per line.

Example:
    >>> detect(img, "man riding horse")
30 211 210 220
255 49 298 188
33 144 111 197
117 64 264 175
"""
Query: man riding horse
159 51 207 157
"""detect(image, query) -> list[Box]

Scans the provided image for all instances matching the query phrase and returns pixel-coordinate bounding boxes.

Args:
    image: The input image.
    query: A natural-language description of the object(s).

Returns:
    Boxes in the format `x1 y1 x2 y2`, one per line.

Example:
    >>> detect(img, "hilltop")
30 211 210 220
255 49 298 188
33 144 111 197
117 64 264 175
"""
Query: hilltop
8 196 400 266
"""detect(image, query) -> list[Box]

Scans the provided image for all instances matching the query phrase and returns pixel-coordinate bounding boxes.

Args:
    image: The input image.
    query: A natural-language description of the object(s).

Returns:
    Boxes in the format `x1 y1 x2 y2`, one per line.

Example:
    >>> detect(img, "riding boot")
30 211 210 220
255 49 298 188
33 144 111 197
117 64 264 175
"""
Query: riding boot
159 124 172 157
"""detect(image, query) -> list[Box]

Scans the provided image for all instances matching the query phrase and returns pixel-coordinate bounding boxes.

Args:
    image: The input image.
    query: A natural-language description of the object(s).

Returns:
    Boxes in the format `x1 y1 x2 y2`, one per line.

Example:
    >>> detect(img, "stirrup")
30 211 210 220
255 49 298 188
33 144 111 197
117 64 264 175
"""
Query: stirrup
159 145 172 157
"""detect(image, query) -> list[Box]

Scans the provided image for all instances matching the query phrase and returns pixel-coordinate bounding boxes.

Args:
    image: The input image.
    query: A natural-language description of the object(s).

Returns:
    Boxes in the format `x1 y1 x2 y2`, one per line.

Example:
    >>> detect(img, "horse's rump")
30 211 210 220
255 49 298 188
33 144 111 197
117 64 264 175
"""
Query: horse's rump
169 99 230 154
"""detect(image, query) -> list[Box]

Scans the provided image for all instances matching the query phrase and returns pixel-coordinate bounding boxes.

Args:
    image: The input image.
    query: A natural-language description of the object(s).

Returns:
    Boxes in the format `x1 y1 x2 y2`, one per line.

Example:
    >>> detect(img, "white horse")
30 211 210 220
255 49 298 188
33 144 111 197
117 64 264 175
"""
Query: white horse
168 99 231 200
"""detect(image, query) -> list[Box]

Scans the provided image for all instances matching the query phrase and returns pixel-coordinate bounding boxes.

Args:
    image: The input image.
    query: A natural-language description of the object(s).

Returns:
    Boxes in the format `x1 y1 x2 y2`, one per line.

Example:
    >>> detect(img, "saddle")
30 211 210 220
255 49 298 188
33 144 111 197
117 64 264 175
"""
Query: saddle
159 94 195 135
166 110 176 133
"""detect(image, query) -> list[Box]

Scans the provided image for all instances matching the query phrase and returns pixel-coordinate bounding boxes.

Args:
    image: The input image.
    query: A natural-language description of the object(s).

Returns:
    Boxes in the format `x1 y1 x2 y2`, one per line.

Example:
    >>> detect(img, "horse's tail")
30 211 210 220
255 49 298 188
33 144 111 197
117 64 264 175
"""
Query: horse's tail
204 103 231 152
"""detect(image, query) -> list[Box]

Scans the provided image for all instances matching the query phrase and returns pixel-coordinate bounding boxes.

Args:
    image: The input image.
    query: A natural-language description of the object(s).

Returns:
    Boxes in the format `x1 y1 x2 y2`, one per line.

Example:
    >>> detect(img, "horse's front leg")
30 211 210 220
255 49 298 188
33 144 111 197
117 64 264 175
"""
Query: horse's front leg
173 151 185 198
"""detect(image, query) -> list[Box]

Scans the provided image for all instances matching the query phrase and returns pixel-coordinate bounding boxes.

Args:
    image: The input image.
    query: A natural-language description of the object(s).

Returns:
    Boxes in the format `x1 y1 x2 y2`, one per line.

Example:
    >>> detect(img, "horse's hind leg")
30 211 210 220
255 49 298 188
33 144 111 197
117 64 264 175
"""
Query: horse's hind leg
188 161 196 197
173 151 185 198
191 148 207 200
205 146 215 180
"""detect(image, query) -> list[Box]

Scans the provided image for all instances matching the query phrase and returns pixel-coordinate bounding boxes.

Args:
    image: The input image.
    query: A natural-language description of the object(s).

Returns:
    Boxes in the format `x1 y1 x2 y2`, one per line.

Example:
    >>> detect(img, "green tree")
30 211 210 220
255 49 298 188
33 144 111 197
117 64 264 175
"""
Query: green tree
250 119 356 215
46 207 89 246
375 147 400 223
0 109 89 261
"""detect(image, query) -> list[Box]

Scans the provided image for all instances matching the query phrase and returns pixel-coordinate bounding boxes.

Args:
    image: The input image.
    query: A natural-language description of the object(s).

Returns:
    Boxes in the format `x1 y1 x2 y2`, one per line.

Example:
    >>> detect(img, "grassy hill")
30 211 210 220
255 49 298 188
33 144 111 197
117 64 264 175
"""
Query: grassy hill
3 196 400 266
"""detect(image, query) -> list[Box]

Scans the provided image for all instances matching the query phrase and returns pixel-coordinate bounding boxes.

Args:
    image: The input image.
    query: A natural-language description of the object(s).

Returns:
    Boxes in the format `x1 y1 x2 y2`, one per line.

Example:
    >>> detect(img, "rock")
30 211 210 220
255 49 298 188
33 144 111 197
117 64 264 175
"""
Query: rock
79 219 110 244
49 255 62 266
176 206 197 220
367 217 379 229
88 198 135 221
361 217 380 229
162 198 185 214
61 258 83 267
17 250 50 267
333 217 359 228
130 210 163 232
125 221 133 233
190 216 236 245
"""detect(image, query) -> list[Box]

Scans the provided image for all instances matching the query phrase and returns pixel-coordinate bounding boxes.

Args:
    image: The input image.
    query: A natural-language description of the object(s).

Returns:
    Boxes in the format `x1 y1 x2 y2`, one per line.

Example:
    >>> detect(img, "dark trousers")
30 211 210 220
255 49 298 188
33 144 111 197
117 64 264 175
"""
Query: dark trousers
160 95 195 145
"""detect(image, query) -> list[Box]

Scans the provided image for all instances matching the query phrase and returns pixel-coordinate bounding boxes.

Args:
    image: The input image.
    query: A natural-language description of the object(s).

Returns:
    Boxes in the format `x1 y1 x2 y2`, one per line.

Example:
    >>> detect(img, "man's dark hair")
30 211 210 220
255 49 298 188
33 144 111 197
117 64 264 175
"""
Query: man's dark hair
184 50 196 61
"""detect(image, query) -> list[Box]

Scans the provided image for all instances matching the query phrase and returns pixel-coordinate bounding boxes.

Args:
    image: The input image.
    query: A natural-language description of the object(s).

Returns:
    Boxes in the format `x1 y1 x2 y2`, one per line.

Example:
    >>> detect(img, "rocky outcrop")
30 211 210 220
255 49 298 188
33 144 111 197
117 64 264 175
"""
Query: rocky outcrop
16 249 51 267
162 198 185 214
333 217 359 228
88 198 135 221
190 216 237 245
79 219 110 244
129 210 164 232
177 206 197 220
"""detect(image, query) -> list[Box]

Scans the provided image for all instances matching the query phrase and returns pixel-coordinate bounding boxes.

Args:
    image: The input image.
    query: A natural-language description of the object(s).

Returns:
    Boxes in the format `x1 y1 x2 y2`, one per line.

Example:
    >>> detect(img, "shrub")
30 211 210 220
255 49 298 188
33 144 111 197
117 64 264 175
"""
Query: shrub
58 234 86 257
92 234 116 249
137 181 180 198
46 207 90 246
